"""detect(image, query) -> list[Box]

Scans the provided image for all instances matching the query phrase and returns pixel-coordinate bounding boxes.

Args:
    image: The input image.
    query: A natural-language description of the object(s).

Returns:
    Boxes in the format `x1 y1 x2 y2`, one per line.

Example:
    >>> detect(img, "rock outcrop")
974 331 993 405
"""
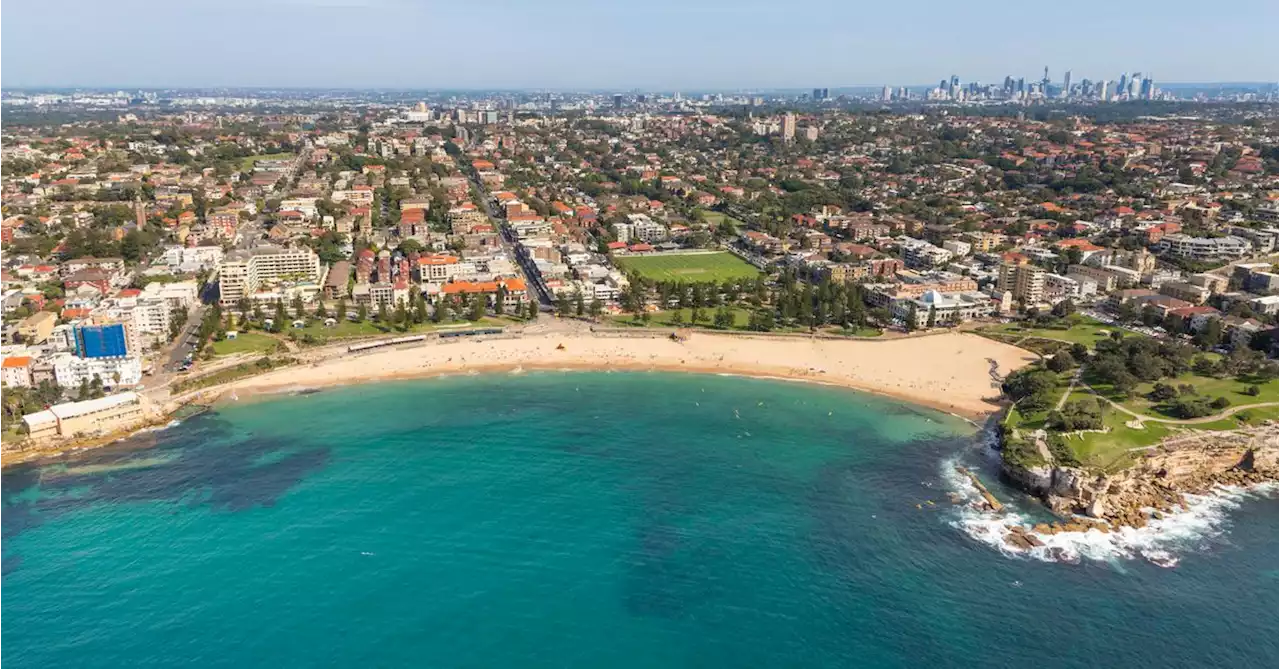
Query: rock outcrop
1001 425 1279 529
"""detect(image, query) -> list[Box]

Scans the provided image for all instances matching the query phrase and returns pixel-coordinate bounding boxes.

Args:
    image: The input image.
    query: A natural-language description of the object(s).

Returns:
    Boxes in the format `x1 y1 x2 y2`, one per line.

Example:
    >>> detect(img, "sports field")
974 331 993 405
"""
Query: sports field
614 252 760 283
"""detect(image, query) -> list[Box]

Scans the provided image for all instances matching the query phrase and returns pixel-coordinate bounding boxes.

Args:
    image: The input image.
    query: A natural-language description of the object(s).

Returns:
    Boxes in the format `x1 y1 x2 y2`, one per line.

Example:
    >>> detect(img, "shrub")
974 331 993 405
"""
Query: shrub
1170 397 1214 419
1148 383 1178 402
1210 397 1231 410
1047 351 1076 373
1244 385 1261 397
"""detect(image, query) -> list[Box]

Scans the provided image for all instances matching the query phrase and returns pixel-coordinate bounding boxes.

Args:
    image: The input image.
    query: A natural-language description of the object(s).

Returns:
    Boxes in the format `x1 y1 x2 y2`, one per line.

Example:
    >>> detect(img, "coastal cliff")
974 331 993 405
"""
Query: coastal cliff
1000 425 1279 530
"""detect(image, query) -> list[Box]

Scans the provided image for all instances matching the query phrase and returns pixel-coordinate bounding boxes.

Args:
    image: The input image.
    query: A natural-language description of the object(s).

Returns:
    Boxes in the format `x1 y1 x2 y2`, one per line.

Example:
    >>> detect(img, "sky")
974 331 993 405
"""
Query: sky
3 0 1278 89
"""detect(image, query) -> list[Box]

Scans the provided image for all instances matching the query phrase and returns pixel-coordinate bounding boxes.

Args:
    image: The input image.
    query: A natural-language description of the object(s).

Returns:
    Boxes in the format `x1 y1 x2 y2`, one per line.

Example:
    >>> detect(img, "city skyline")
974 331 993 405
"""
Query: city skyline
2 0 1278 88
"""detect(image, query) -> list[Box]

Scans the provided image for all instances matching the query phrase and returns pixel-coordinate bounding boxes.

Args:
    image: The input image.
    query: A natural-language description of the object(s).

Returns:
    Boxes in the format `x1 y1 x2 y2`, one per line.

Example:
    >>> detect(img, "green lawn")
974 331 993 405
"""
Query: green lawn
284 316 515 342
1068 402 1172 472
240 153 296 170
696 209 747 229
211 332 282 356
614 252 760 284
1088 367 1279 421
980 315 1132 349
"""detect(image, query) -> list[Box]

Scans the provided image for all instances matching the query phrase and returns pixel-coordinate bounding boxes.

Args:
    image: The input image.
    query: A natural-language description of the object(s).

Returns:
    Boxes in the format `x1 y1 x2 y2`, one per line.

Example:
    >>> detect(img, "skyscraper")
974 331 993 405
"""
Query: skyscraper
1140 76 1154 100
1100 80 1110 101
1118 73 1128 98
811 87 829 101
882 86 893 102
781 112 796 142
613 94 623 110
1062 70 1072 98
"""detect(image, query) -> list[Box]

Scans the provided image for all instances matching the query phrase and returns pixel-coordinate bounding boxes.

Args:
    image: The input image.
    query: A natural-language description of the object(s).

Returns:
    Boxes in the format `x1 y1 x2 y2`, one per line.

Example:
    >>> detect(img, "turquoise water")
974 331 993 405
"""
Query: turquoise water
3 372 1276 668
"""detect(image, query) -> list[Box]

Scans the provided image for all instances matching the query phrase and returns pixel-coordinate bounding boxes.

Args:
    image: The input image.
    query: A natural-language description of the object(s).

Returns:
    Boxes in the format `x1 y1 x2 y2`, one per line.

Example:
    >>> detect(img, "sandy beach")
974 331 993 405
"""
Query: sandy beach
225 331 1036 419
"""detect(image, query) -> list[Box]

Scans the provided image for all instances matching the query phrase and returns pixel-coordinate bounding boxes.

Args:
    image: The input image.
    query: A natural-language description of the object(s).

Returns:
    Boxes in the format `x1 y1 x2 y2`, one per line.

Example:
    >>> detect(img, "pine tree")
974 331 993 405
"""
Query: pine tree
272 300 287 332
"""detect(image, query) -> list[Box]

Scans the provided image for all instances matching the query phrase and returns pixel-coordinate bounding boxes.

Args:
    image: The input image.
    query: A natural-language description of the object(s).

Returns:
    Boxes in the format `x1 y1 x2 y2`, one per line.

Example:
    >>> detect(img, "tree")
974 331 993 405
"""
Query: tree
1148 383 1179 402
1003 367 1059 402
377 300 389 324
574 291 585 317
1048 397 1104 431
413 293 427 324
589 299 603 319
315 299 327 319
469 294 486 321
527 300 539 320
671 309 685 326
1194 318 1223 350
713 306 734 329
1193 356 1220 377
432 299 447 323
395 300 409 331
1170 396 1215 419
1051 299 1076 319
1047 351 1076 373
494 286 506 316
556 292 572 317
357 302 368 322
335 298 347 321
272 300 287 332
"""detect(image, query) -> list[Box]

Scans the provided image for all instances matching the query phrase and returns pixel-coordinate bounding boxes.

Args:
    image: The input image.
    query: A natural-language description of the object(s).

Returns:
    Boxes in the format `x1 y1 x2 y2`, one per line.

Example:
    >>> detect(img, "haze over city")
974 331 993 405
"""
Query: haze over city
2 0 1278 88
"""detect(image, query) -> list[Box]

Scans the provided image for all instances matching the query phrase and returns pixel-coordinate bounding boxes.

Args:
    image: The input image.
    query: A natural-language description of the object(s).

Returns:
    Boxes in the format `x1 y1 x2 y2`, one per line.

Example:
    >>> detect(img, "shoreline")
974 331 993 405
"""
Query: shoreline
224 331 1031 418
222 361 989 424
2 330 1035 467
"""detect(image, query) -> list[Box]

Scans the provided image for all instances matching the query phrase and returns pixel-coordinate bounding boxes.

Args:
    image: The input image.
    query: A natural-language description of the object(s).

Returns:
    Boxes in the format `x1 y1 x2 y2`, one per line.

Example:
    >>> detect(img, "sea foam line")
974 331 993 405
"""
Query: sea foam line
940 456 1278 567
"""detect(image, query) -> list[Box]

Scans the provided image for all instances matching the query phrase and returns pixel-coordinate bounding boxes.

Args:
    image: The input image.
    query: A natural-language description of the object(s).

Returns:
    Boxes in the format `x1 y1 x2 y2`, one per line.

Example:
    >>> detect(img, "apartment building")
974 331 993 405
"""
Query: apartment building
218 246 323 307
899 238 953 269
1156 234 1251 260
996 262 1046 305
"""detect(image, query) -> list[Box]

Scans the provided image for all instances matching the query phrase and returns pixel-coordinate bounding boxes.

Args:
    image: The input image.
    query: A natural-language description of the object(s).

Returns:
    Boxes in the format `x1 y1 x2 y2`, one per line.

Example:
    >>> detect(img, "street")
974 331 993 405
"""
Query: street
463 169 553 306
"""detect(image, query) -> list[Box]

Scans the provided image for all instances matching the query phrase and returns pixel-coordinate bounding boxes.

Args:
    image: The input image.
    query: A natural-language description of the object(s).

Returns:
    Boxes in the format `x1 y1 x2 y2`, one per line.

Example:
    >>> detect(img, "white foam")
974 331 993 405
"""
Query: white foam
941 455 1277 567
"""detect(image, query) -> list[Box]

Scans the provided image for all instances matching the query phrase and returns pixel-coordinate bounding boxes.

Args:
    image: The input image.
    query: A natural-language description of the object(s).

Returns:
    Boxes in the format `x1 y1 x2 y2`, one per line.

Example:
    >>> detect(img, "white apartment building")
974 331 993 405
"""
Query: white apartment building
141 281 199 310
162 245 224 273
218 246 323 307
51 354 143 389
616 214 668 243
1157 234 1251 260
899 238 953 269
279 198 320 218
1045 273 1099 300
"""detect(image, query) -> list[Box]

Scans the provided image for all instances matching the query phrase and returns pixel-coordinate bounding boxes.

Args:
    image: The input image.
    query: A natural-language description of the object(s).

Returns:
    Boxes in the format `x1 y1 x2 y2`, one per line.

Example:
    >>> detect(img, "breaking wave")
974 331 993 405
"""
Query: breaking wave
941 455 1278 567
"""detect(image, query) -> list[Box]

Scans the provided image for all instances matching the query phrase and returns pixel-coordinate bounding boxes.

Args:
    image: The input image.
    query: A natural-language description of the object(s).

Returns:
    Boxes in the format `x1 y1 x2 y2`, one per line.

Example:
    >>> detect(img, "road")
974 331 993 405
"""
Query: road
463 169 553 306
163 303 208 372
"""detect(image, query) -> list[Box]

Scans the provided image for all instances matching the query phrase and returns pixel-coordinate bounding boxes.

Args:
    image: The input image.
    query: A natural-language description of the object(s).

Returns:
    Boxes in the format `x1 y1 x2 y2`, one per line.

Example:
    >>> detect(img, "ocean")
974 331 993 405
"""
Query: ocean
3 372 1276 668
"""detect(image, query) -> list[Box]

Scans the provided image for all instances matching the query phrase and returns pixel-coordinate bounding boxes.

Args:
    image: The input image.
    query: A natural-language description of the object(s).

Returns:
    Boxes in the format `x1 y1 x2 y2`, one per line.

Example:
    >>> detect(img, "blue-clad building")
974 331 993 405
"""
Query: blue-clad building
73 323 130 359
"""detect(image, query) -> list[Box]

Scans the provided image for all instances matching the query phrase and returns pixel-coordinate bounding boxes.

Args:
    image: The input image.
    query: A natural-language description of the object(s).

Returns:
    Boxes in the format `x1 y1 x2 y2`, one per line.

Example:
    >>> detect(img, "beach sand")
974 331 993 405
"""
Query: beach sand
227 331 1036 420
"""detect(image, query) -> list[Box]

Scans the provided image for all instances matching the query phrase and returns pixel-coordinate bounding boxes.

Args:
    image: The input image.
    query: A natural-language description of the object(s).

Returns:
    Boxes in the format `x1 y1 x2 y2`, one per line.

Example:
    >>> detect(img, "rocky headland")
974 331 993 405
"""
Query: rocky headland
999 425 1278 539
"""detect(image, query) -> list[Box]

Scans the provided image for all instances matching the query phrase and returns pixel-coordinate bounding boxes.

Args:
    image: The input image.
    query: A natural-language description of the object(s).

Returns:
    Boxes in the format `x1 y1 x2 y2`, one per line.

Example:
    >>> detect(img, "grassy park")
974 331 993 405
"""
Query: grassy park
211 332 282 356
696 209 747 229
614 251 760 283
979 315 1131 349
